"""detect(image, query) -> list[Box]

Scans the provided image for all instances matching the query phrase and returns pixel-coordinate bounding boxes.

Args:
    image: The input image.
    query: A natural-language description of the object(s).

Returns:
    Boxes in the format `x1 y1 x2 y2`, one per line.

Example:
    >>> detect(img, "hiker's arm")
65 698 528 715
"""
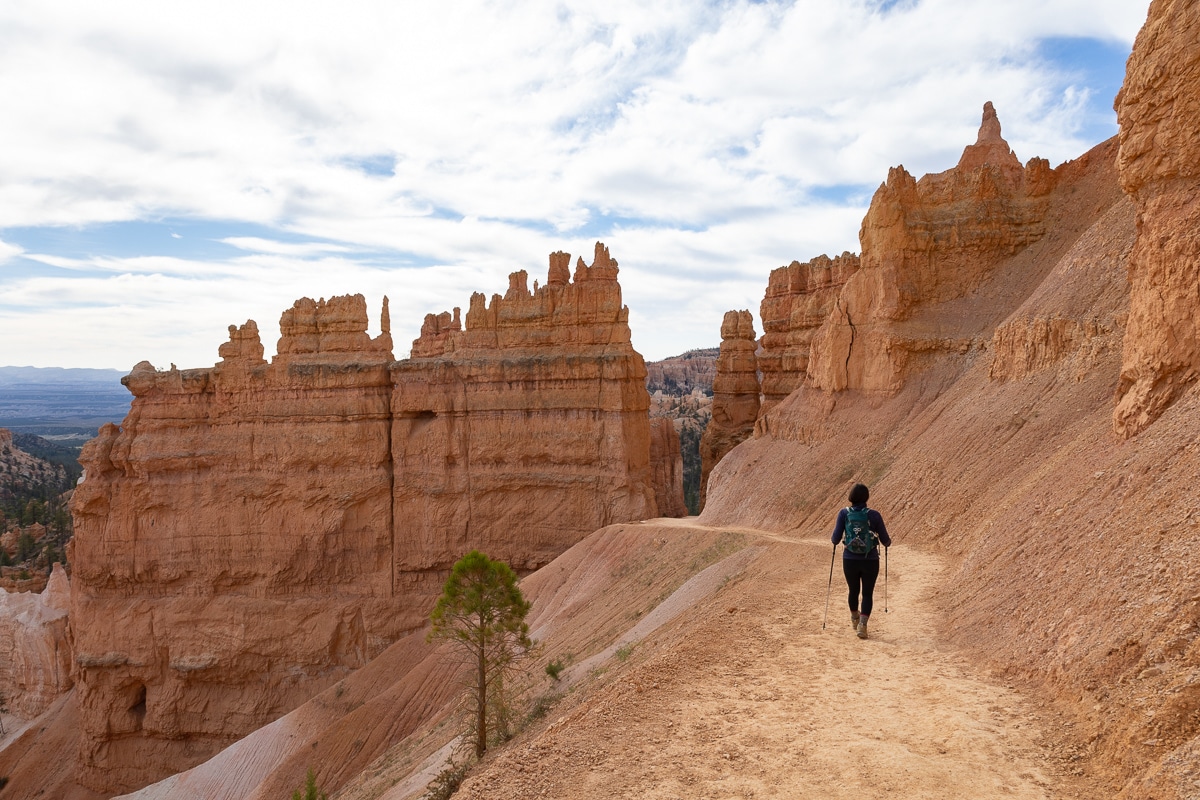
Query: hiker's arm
831 508 847 545
872 511 892 547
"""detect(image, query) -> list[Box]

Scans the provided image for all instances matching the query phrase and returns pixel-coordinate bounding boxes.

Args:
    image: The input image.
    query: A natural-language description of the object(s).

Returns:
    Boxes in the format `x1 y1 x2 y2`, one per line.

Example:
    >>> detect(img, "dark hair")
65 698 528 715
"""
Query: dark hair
848 483 869 506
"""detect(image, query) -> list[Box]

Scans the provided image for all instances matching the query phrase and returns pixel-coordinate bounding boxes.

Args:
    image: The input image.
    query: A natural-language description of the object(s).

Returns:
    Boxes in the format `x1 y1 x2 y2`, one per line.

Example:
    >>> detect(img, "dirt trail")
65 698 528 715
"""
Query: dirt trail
458 520 1093 799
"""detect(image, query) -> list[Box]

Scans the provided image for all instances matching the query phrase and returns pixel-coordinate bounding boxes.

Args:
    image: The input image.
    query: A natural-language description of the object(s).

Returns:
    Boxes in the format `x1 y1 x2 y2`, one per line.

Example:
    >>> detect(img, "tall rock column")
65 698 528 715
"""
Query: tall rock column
1113 0 1200 437
699 310 760 509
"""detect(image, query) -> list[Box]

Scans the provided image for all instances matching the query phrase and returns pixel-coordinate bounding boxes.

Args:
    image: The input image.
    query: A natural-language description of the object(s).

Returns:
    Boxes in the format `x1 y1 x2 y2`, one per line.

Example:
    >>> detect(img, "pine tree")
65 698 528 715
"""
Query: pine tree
290 767 327 800
429 550 532 759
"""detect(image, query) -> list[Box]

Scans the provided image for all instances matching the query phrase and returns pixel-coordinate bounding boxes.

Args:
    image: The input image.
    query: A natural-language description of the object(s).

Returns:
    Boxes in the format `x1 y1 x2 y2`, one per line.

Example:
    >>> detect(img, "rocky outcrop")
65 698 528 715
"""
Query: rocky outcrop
390 244 659 573
71 307 399 792
0 428 70 512
698 311 760 509
0 564 71 717
68 245 662 795
805 103 1060 394
757 253 859 412
988 195 1135 383
1112 0 1200 437
649 418 687 518
645 348 718 396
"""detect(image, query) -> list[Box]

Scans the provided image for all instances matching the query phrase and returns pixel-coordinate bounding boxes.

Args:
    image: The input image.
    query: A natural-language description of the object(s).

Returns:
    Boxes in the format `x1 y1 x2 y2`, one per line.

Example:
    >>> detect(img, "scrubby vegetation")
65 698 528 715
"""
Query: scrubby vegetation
0 431 76 584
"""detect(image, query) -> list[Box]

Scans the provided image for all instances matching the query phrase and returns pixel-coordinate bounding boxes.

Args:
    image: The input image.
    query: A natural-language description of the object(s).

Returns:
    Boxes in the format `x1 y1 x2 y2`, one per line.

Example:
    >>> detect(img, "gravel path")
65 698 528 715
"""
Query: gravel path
456 522 1090 799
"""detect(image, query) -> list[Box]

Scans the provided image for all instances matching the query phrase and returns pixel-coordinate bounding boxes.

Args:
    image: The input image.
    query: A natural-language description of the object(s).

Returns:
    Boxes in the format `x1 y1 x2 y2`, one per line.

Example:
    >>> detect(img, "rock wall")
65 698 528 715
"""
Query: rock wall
698 310 760 509
390 243 660 572
1112 0 1200 438
0 564 71 717
67 245 663 795
757 253 859 412
649 418 687 518
696 13 1200 793
645 348 718 396
70 296 398 792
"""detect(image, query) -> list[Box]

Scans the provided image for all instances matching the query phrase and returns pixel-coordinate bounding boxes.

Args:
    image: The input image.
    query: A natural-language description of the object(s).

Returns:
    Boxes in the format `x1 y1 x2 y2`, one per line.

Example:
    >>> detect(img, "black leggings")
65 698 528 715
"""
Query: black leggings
843 558 880 617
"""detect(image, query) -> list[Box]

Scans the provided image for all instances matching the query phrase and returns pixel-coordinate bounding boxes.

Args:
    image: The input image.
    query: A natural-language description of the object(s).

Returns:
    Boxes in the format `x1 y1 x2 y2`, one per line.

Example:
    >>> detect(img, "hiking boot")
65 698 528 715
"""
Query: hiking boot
850 610 860 629
856 619 868 639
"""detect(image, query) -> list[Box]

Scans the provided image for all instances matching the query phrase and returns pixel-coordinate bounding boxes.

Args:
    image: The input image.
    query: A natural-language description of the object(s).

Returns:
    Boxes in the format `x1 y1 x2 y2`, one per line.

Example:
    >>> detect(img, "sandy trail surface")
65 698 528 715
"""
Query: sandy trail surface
458 520 1093 799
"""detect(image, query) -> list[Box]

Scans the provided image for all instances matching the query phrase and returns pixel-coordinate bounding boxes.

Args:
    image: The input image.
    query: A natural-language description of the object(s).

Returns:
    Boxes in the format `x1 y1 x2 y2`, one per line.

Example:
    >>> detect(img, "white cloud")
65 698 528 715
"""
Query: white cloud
0 0 1151 367
0 238 23 264
220 237 354 256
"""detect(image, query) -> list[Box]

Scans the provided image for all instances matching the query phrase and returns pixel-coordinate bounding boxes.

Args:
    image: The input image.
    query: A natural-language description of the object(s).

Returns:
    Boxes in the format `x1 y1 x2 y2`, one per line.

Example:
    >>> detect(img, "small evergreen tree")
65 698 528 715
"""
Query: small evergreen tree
290 767 327 800
429 550 532 759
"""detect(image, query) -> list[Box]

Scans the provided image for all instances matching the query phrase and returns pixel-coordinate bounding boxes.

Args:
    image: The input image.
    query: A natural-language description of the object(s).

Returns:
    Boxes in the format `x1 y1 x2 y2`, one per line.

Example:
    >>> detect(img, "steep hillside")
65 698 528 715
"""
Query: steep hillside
645 347 718 397
0 429 73 592
28 521 1104 800
698 4 1200 796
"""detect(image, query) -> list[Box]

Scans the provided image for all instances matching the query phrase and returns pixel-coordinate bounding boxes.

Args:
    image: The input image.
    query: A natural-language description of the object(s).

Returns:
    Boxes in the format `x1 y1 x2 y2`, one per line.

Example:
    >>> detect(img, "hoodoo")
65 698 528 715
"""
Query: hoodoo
698 310 760 509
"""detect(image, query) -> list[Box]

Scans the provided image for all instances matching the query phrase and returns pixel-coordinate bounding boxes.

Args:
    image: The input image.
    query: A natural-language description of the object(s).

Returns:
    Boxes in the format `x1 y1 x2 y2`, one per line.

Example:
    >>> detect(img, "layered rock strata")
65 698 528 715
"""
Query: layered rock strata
645 348 718 396
70 295 398 792
1112 0 1200 437
649 418 687 518
805 102 1060 394
390 244 660 571
68 246 663 794
698 310 760 509
757 253 859 412
0 564 71 717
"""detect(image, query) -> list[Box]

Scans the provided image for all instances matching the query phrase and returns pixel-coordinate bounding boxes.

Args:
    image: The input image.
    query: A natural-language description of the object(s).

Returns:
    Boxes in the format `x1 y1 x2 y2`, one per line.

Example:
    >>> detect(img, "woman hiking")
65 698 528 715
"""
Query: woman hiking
831 483 891 639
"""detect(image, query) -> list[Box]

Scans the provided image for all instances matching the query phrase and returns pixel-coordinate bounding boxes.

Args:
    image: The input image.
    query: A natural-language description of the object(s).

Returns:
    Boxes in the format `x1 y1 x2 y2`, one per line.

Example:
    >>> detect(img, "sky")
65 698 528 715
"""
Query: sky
0 0 1149 370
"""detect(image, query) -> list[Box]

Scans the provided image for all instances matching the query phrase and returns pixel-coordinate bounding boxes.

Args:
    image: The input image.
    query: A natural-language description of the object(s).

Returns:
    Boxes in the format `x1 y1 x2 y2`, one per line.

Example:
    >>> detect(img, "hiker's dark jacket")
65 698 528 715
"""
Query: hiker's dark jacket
831 504 891 560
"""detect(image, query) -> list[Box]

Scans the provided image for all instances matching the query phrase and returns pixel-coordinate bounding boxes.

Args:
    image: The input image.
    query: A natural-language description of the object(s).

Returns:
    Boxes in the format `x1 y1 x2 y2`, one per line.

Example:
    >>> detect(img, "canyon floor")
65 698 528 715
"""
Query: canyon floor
449 518 1107 800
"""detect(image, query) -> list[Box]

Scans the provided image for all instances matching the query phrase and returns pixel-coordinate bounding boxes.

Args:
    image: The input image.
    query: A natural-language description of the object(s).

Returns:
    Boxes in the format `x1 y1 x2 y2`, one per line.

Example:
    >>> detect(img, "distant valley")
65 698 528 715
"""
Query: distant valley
0 366 131 445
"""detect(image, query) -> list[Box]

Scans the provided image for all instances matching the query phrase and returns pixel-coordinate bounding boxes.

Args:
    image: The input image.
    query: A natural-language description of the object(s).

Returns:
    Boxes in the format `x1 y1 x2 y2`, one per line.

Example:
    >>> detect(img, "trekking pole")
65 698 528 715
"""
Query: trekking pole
822 544 837 629
884 545 889 613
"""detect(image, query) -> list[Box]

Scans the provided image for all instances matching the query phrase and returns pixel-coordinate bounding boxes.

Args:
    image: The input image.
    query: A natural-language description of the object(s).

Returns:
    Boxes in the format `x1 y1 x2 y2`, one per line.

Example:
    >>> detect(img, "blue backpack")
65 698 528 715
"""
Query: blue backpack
842 507 877 555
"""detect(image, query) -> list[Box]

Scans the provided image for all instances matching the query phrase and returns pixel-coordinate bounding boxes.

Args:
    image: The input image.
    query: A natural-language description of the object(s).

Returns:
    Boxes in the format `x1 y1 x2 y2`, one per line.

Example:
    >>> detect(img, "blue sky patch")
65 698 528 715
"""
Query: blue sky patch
339 154 396 177
1037 35 1131 142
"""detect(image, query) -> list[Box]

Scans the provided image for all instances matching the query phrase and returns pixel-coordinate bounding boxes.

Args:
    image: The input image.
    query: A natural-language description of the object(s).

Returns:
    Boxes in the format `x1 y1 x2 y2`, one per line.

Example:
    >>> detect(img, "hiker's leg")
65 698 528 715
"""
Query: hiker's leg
859 559 880 617
842 559 862 612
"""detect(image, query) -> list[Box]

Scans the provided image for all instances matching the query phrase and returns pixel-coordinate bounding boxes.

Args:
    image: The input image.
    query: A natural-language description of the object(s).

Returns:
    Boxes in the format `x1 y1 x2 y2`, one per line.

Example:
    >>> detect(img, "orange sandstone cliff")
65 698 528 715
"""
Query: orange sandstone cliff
757 253 859 412
60 244 674 795
649 418 687 519
805 102 1065 394
1112 0 1200 437
390 244 663 573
